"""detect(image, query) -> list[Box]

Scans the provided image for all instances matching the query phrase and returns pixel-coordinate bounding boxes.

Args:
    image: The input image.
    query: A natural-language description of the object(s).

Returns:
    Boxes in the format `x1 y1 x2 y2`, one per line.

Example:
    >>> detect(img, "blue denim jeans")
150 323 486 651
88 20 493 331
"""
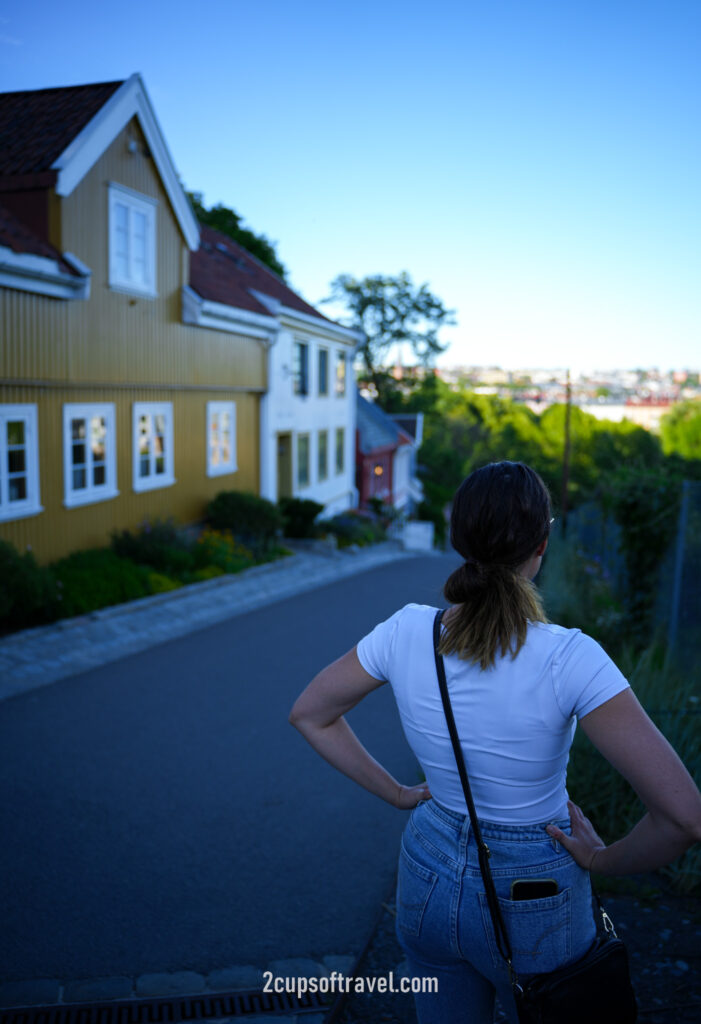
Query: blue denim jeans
396 799 597 1024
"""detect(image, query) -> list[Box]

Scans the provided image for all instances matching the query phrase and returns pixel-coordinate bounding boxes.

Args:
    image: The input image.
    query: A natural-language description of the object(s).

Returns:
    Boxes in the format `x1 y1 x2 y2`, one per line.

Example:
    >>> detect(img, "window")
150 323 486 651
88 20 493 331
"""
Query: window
297 433 310 487
207 401 237 477
133 403 175 492
0 405 42 522
63 403 118 507
335 427 345 474
335 350 346 396
318 348 329 396
108 183 157 296
293 341 309 396
318 430 328 482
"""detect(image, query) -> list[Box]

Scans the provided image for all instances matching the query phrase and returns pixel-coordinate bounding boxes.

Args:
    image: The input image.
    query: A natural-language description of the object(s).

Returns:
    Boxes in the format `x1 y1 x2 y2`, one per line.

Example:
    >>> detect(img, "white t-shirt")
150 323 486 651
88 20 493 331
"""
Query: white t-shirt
356 603 630 824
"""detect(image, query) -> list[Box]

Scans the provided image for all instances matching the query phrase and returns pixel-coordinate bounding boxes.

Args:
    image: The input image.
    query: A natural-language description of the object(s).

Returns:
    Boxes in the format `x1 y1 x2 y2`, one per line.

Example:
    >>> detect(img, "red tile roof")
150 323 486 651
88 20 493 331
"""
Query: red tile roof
0 201 78 275
191 225 332 323
0 81 123 178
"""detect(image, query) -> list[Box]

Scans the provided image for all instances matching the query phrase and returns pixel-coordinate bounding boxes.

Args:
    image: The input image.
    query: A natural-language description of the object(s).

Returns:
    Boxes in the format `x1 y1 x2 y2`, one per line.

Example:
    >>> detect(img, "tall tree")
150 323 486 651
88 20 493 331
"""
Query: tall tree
324 272 455 394
187 192 288 281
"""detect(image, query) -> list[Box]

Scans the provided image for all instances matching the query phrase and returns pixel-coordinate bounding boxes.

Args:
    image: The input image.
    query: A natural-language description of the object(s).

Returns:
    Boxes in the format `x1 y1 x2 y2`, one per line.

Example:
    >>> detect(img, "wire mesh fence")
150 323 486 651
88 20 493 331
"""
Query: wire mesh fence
565 481 701 669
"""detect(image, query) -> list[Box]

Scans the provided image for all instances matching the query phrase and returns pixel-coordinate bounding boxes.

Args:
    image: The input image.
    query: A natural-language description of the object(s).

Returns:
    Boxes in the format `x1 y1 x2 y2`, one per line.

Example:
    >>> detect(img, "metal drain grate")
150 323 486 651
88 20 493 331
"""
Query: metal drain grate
0 987 331 1024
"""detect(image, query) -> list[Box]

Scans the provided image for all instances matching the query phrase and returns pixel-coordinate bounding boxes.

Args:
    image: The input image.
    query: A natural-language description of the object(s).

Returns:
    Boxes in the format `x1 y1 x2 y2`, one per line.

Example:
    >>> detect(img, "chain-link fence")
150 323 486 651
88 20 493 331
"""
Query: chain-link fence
565 482 701 669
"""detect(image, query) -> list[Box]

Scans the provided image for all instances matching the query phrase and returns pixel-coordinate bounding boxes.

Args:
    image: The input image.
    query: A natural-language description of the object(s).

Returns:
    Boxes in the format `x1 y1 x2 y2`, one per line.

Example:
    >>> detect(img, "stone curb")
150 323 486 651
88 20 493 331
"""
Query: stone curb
0 954 357 1014
0 542 418 702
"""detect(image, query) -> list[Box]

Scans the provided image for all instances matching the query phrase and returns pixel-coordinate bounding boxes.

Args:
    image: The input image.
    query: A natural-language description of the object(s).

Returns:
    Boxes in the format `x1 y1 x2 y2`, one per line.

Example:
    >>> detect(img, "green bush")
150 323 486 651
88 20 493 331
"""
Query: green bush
417 498 447 545
193 528 255 574
206 490 282 556
191 565 226 582
111 519 196 577
51 549 152 617
146 571 182 594
278 497 324 539
320 512 386 548
0 539 59 631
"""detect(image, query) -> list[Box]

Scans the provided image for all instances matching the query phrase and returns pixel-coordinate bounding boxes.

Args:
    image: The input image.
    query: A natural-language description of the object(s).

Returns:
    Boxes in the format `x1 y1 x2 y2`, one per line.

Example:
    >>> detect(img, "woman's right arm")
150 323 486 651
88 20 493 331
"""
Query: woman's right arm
547 688 701 874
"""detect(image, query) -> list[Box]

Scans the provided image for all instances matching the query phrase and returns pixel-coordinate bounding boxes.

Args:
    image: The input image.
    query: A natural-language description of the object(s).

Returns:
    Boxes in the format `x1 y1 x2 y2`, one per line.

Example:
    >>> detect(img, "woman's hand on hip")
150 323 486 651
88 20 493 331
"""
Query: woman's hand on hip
396 783 432 810
547 800 607 871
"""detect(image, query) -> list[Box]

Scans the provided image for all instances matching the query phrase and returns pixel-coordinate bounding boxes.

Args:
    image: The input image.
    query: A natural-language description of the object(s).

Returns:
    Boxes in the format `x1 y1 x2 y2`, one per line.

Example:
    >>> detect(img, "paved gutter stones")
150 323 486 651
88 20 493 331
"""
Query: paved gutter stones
0 955 357 1020
0 542 416 702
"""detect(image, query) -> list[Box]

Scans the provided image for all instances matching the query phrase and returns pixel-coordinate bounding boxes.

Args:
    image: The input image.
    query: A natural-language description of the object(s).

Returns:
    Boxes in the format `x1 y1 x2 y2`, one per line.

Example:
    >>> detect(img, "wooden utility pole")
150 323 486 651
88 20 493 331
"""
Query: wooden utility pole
561 369 572 537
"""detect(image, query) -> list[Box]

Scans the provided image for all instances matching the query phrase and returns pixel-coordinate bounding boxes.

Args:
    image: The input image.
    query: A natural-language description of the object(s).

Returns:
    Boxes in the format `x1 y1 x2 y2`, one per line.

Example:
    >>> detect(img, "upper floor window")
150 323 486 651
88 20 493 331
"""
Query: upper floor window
108 183 157 297
0 405 42 522
335 350 346 397
318 348 329 396
63 403 118 508
133 403 174 492
207 401 237 477
293 341 309 396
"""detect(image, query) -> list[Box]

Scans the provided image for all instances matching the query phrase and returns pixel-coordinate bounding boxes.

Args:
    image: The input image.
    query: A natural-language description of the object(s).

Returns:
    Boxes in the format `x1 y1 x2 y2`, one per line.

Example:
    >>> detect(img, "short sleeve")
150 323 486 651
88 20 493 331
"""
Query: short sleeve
356 608 404 682
552 631 630 720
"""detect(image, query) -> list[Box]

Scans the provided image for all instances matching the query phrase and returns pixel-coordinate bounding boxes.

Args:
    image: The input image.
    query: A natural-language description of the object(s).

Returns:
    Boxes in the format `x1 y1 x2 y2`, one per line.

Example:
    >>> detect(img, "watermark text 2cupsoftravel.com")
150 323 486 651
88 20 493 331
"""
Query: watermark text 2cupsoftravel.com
263 970 438 997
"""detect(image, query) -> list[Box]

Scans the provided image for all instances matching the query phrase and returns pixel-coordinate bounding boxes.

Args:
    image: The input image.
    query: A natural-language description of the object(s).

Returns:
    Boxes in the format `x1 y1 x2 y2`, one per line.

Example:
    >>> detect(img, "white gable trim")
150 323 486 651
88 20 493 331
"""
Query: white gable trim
0 245 91 300
182 286 278 342
249 289 361 347
51 74 199 251
278 304 363 347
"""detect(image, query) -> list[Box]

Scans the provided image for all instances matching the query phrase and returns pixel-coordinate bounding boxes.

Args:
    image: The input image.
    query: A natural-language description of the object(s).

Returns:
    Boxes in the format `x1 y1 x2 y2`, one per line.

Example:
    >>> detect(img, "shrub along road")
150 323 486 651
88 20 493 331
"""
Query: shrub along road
0 552 458 993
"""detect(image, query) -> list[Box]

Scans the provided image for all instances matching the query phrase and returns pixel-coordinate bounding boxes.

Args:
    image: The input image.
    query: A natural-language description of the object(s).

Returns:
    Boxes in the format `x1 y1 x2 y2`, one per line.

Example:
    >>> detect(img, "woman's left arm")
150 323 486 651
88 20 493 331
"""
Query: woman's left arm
289 647 431 810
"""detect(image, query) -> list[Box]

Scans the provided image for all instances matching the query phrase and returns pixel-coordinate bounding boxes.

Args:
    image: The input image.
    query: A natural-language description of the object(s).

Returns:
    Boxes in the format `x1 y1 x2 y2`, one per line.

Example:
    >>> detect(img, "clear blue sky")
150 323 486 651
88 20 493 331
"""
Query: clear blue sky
2 1 699 372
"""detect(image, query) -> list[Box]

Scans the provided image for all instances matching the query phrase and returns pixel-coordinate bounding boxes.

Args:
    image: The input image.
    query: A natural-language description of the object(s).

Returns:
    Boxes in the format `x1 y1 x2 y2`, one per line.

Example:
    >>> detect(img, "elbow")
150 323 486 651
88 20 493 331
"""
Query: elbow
656 807 701 849
688 817 701 847
288 703 302 729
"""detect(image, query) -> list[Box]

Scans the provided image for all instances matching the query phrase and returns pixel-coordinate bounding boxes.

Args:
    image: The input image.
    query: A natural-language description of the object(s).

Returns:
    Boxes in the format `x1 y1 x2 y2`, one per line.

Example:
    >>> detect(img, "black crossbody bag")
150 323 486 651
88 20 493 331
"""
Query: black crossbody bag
432 609 637 1024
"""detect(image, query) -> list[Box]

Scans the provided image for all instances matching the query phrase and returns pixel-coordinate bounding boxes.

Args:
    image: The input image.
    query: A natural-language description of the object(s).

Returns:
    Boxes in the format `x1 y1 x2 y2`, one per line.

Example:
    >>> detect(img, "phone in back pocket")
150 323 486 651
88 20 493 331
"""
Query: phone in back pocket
510 878 558 900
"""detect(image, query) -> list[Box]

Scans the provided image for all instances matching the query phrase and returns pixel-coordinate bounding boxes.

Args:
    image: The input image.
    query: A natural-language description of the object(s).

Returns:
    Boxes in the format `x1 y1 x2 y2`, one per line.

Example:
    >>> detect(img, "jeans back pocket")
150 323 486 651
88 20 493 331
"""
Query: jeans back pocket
396 842 438 938
478 888 572 975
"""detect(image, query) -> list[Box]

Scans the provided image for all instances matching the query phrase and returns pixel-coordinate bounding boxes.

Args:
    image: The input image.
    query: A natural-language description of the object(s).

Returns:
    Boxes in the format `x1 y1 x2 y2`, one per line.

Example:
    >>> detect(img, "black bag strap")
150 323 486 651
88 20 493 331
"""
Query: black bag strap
432 609 517 974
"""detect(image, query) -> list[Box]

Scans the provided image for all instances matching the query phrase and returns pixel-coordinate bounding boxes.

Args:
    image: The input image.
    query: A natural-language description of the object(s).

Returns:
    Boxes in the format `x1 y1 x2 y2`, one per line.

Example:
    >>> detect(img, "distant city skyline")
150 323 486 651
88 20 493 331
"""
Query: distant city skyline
1 1 699 372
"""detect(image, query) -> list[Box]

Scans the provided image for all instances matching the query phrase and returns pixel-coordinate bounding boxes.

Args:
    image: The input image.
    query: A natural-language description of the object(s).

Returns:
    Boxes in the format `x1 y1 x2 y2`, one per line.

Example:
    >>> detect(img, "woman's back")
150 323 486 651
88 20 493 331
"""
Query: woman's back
357 602 629 823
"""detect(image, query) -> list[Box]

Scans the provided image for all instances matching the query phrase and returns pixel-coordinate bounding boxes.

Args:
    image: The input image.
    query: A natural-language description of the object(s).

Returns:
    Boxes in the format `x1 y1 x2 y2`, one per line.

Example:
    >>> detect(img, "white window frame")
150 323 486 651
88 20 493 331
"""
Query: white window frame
0 404 42 522
132 402 175 493
207 401 237 477
108 182 157 297
63 403 118 508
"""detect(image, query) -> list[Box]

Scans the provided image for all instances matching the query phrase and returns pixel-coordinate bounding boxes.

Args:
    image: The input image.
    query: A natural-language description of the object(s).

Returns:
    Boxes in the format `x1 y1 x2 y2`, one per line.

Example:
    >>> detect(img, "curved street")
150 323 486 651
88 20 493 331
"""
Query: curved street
0 551 457 1001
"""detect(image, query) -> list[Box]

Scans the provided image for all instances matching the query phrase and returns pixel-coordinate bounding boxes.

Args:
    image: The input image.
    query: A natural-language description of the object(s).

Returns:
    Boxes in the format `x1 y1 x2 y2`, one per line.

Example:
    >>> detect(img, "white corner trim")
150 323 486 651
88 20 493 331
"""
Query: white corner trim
182 286 278 342
51 73 200 251
0 245 91 300
278 304 363 346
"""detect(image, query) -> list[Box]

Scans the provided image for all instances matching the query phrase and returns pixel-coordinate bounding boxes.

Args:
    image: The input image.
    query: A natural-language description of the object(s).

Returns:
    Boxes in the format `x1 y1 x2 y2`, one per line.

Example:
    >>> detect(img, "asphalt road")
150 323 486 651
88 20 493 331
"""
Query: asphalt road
0 552 458 985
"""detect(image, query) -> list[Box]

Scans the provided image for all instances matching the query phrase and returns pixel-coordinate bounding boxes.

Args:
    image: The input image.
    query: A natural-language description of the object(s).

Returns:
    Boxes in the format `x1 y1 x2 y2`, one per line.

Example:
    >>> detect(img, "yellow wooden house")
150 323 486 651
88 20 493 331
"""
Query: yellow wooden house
0 74 274 564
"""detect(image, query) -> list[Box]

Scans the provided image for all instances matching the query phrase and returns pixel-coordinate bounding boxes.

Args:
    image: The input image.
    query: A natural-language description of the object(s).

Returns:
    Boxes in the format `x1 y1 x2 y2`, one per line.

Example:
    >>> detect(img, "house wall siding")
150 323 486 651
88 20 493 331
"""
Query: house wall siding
1 120 266 391
260 321 357 515
0 383 260 564
0 118 266 564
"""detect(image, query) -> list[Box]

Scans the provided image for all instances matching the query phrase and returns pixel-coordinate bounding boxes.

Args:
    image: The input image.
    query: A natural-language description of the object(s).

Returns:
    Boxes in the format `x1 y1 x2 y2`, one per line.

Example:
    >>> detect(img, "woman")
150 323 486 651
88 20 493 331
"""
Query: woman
289 461 701 1023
